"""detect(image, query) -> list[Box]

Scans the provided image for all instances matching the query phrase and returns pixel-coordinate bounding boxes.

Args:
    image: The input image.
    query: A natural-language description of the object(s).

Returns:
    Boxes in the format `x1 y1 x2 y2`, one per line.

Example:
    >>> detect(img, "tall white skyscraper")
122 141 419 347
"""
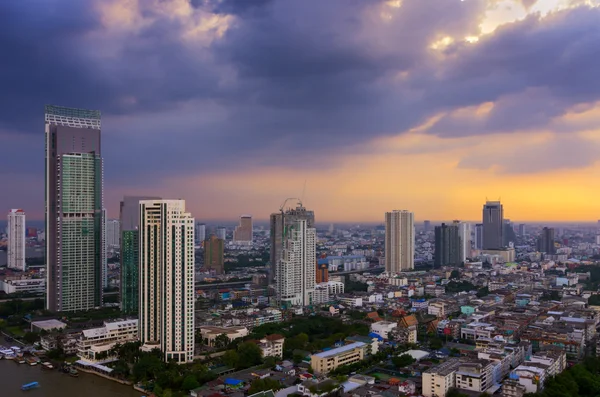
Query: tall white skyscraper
196 223 206 243
139 199 195 363
105 219 120 248
456 221 471 263
276 219 316 307
385 210 415 273
7 209 26 271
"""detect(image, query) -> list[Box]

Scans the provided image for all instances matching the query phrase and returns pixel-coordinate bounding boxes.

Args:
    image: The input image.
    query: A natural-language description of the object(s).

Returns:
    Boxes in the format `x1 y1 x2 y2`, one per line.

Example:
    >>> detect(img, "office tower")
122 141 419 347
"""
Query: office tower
455 221 471 263
204 235 224 274
518 223 526 236
196 223 206 243
7 209 26 271
475 224 483 250
216 227 226 241
434 223 460 268
537 227 556 254
328 223 334 234
384 210 415 273
120 195 160 314
503 219 517 247
424 220 431 232
482 201 504 250
233 215 253 243
276 219 316 306
45 105 103 312
270 203 315 283
101 208 107 292
316 262 329 283
139 199 194 363
105 219 120 249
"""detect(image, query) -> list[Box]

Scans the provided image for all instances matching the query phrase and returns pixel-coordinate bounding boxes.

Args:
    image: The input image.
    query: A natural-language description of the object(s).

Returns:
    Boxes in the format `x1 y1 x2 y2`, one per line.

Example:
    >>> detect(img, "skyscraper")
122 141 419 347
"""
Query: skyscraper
196 223 206 244
45 105 103 312
482 201 504 250
216 227 227 241
204 235 224 274
7 209 26 271
106 219 120 249
119 195 160 314
270 203 315 283
434 223 460 268
233 215 253 243
454 221 471 263
276 219 316 307
385 210 415 273
537 227 556 254
139 199 194 363
475 224 483 250
316 262 329 283
518 223 526 236
424 220 431 232
503 219 517 247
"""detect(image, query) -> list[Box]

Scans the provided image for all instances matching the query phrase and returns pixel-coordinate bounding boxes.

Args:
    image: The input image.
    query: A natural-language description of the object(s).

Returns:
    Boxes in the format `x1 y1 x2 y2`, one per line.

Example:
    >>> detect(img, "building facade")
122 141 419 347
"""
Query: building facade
270 203 315 284
120 196 160 314
196 223 206 244
139 199 195 363
233 215 253 243
310 342 366 374
7 209 26 271
45 105 103 312
204 235 225 274
105 219 120 249
276 219 316 307
77 319 138 361
385 210 415 273
537 227 556 254
434 223 461 268
482 201 504 250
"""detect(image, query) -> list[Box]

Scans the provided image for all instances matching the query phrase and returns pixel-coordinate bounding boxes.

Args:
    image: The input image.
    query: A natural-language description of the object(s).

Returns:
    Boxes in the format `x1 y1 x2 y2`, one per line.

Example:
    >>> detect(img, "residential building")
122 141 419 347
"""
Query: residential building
310 342 366 374
204 235 225 274
270 203 315 283
385 210 415 273
276 219 316 307
120 195 160 314
537 227 556 254
0 278 45 294
7 209 26 271
434 222 460 267
233 215 253 244
456 221 471 262
422 358 460 397
77 319 138 361
475 223 484 250
428 301 448 318
482 201 504 250
370 321 398 339
199 326 249 346
316 263 328 283
139 199 195 363
455 359 494 394
196 223 206 244
390 325 417 344
257 334 285 358
502 378 527 397
105 219 120 249
216 226 226 241
45 105 103 312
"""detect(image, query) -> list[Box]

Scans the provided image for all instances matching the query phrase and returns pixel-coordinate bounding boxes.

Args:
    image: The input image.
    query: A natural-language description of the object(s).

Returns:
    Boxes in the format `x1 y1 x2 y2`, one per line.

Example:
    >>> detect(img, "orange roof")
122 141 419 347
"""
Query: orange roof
266 334 285 341
400 314 418 327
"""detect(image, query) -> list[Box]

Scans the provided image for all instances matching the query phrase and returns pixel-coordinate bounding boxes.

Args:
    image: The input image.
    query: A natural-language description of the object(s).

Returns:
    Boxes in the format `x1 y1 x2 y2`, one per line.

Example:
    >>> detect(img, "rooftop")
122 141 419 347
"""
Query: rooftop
312 342 366 359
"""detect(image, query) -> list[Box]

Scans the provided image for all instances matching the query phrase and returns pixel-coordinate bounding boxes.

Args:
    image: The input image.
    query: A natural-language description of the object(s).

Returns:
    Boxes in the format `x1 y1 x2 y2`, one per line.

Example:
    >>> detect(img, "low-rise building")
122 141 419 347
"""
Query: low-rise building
257 334 285 358
0 278 45 294
199 326 249 346
370 321 397 340
77 319 138 361
422 358 460 397
455 359 495 394
310 342 365 374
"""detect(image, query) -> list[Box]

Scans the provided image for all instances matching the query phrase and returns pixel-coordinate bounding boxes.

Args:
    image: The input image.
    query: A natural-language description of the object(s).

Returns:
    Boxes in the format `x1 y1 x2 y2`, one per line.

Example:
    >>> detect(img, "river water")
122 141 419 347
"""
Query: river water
0 360 142 397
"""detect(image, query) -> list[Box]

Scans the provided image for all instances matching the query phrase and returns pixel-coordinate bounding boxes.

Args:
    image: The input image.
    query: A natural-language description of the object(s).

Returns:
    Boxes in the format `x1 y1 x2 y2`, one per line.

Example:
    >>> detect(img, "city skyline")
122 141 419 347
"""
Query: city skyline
2 1 600 222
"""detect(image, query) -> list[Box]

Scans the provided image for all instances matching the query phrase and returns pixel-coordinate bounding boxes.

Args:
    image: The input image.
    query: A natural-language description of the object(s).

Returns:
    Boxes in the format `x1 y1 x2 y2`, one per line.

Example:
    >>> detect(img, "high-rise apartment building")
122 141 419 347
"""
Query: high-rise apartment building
119 196 160 314
7 209 26 271
475 224 483 250
45 105 103 312
204 235 224 274
216 227 227 241
537 227 556 254
455 221 471 262
482 201 504 250
385 210 415 273
423 220 431 232
233 215 253 243
316 262 329 283
503 219 517 247
139 199 195 363
276 219 316 307
434 223 460 268
106 219 120 249
270 203 315 283
518 223 526 236
196 223 206 243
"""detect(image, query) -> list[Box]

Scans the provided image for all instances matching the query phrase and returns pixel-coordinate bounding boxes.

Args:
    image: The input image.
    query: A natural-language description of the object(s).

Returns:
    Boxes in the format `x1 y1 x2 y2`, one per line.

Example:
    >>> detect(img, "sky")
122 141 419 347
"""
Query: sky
1 0 600 223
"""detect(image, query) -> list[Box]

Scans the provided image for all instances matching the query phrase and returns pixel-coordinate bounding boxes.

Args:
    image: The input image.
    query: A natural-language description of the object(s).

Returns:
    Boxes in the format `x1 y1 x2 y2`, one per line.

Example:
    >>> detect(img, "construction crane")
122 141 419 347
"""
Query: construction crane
279 197 303 212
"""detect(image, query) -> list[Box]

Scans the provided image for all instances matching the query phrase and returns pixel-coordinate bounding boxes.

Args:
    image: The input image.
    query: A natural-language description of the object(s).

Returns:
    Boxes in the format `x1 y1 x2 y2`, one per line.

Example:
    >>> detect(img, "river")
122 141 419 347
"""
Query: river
0 360 142 397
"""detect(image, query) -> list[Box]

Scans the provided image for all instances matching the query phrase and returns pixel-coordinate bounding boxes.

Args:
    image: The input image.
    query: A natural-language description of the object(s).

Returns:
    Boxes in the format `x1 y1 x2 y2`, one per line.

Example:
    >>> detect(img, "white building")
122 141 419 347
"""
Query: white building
0 278 45 294
422 359 460 397
199 326 249 346
276 219 316 307
139 199 195 363
7 209 26 271
105 219 120 249
257 334 285 358
457 221 471 262
385 210 414 273
77 319 138 361
196 223 206 243
370 321 398 339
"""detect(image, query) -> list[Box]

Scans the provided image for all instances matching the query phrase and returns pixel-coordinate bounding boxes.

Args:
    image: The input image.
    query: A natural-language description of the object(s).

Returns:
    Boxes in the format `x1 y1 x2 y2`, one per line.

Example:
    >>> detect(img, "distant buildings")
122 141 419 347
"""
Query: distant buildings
276 219 316 307
233 215 253 244
518 223 526 236
139 199 194 363
105 219 120 249
385 210 415 273
119 195 160 314
270 203 315 283
424 220 431 232
475 223 484 250
311 342 366 374
316 263 329 283
45 105 103 312
7 209 25 271
196 223 206 244
482 201 504 250
216 226 227 241
204 235 225 274
434 223 460 267
537 227 556 254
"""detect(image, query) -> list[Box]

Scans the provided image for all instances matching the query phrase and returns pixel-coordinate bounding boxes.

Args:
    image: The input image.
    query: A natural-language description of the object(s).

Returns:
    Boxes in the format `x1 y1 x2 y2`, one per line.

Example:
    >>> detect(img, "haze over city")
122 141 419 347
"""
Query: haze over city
2 0 600 222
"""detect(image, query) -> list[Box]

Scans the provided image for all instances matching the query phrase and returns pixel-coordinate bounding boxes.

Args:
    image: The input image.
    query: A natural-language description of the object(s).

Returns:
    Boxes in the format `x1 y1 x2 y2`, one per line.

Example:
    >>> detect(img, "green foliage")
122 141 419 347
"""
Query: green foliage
392 353 416 368
445 281 476 293
429 337 443 350
446 388 469 397
23 331 39 344
450 270 460 280
237 342 263 368
222 350 240 368
476 287 489 298
588 294 600 306
248 378 282 394
182 375 200 391
214 333 230 349
0 298 45 316
345 280 368 293
526 357 600 397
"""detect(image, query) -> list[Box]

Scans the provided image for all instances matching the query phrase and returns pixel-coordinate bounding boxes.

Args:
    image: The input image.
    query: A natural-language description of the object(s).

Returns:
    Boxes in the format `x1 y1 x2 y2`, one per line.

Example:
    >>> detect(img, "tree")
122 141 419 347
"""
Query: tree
237 342 263 368
248 378 282 394
392 354 416 368
182 375 200 391
214 333 230 349
476 287 489 298
450 270 460 279
429 337 443 350
222 350 240 368
23 332 39 344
